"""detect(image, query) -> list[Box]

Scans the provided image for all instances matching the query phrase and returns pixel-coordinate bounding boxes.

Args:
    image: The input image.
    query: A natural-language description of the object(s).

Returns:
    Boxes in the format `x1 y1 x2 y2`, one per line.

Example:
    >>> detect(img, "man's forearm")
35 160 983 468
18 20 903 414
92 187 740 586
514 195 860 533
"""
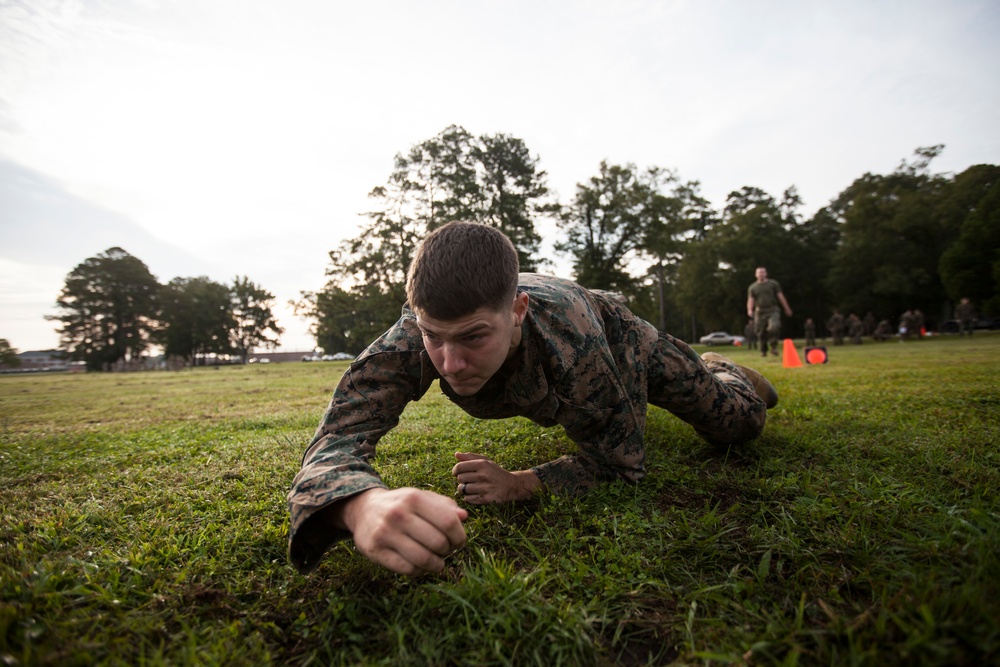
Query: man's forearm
323 487 386 534
511 469 544 499
778 293 792 315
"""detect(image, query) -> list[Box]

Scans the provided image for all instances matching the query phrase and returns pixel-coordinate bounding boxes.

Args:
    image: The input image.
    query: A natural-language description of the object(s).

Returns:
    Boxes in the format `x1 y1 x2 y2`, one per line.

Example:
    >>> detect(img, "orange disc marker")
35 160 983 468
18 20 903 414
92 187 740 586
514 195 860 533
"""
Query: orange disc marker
805 347 828 364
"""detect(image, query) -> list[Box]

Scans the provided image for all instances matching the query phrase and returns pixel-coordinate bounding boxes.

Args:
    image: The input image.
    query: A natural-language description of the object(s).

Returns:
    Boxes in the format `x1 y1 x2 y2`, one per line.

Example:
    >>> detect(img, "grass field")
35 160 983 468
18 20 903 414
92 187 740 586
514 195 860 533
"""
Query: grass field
2 334 998 666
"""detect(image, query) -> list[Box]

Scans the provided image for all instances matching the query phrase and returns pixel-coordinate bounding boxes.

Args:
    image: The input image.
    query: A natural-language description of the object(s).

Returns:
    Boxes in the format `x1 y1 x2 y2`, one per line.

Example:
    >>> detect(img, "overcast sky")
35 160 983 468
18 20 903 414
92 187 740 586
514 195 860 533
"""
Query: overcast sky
2 0 998 353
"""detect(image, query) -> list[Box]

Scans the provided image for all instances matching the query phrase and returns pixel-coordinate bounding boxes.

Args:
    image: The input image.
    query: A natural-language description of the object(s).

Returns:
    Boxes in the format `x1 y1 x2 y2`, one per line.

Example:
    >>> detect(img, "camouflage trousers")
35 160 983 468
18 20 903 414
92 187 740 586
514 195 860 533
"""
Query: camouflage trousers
645 331 767 447
753 308 782 354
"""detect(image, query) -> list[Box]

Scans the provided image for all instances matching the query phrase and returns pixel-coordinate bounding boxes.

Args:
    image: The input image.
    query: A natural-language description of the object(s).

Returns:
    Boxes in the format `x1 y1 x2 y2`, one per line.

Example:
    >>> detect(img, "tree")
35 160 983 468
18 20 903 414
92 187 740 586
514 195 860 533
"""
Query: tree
296 282 400 356
230 276 283 364
673 186 807 336
302 126 551 351
555 161 657 292
340 125 551 288
158 277 233 364
788 205 841 327
938 165 1000 315
825 146 952 322
473 132 552 271
49 247 159 371
0 339 21 368
641 179 717 330
673 236 726 340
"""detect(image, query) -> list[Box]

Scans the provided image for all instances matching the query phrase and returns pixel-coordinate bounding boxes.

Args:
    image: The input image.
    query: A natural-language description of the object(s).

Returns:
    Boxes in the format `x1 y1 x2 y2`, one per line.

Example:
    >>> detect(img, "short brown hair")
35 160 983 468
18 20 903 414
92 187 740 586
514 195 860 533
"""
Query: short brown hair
406 222 519 320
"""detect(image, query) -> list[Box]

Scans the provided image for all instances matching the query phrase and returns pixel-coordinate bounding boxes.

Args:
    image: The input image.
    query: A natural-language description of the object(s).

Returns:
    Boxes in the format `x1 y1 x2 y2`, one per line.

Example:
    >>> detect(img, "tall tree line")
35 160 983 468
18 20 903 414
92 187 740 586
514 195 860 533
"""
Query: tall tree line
304 130 999 351
50 247 282 371
47 131 998 366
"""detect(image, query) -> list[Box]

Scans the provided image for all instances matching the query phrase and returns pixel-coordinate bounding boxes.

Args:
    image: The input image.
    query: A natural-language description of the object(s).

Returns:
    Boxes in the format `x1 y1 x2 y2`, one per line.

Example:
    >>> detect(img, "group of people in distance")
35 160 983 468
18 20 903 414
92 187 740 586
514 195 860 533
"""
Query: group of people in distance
821 299 978 345
746 286 981 349
285 222 982 577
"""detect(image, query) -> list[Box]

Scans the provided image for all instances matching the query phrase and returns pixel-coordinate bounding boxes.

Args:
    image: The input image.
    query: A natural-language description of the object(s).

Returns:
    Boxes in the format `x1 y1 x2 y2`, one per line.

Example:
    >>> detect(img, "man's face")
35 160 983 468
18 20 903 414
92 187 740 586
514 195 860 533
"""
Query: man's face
416 293 528 397
755 267 768 282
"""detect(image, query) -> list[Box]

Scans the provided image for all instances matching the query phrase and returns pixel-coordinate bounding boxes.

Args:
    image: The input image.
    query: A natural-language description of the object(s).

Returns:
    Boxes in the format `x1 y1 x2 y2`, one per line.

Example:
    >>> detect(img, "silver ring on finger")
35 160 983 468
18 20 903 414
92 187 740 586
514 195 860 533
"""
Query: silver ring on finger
460 483 468 495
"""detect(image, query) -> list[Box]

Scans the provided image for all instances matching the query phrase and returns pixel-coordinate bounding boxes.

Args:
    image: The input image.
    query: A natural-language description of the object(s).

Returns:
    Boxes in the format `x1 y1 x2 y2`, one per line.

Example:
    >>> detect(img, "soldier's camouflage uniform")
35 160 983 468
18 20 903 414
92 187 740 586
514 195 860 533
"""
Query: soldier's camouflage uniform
827 312 845 346
287 274 767 573
748 279 785 356
955 301 976 336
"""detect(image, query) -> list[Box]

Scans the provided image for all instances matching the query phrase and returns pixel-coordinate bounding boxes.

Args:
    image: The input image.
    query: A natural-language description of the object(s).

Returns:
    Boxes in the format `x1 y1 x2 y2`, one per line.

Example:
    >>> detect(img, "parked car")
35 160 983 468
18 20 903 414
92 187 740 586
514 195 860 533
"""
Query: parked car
698 331 747 346
331 352 354 361
939 317 1000 334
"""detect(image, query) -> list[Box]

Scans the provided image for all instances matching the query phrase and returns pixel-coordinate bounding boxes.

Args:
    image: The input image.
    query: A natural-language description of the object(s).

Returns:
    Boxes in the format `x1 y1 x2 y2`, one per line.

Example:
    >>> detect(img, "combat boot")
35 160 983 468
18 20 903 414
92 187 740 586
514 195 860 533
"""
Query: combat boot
701 352 779 409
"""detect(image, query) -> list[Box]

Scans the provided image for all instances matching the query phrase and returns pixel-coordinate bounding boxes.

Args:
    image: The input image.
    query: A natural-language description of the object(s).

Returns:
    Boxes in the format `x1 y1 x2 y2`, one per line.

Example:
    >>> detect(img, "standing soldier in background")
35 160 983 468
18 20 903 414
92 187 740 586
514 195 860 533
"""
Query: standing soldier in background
827 310 845 346
804 318 817 347
746 266 793 358
863 312 877 337
873 318 893 341
848 313 864 344
955 298 976 336
744 319 757 351
898 310 916 341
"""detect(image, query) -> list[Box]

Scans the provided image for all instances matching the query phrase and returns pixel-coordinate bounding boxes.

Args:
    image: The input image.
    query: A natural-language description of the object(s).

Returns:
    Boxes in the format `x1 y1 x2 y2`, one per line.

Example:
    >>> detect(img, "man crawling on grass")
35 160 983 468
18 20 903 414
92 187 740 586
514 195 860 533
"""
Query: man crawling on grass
287 221 778 576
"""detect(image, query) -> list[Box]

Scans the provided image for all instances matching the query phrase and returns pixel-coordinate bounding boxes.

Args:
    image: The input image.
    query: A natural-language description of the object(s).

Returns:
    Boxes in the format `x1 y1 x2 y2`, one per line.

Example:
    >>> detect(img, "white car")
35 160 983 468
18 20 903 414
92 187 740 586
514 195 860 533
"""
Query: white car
698 331 747 346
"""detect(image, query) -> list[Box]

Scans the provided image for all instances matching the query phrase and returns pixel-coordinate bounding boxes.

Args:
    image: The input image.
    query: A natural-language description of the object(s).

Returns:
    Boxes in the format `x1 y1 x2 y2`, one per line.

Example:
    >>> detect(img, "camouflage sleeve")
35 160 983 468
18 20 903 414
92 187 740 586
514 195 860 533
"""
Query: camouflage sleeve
286 319 434 573
525 288 650 497
529 385 646 497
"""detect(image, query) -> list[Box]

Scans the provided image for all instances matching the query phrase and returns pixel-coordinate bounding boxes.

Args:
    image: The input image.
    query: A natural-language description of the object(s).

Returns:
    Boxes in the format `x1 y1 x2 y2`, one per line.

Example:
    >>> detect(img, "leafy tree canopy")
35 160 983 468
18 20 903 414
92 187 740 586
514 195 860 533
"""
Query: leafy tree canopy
938 165 1000 315
826 146 954 320
49 247 159 371
555 161 664 293
302 126 553 353
158 276 233 363
0 338 21 368
230 276 283 364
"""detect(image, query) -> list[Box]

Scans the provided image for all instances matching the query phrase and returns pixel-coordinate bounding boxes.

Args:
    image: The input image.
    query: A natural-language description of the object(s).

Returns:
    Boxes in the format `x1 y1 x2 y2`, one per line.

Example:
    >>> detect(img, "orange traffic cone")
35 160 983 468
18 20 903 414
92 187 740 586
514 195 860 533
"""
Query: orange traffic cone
782 338 802 368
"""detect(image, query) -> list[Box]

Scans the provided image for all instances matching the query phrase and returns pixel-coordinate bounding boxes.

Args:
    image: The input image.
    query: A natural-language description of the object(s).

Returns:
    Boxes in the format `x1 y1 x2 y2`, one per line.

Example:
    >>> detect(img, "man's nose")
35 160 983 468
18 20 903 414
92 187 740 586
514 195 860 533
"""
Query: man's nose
441 343 467 374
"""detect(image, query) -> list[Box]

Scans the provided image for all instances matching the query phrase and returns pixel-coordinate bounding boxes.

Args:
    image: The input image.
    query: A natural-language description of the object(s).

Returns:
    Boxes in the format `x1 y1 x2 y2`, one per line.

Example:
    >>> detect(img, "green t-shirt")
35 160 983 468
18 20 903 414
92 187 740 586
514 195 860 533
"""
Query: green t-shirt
748 279 783 311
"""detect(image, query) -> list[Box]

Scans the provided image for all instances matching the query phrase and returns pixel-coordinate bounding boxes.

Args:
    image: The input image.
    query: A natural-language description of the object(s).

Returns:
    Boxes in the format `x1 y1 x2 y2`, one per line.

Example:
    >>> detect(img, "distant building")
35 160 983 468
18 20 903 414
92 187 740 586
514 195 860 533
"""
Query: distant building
249 351 316 364
15 350 67 371
1 349 69 373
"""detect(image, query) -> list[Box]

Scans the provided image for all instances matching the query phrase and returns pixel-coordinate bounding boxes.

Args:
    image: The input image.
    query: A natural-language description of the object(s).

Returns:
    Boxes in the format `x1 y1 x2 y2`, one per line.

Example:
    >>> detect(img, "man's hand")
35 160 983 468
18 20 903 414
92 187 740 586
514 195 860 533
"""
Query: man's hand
452 452 542 504
331 487 467 576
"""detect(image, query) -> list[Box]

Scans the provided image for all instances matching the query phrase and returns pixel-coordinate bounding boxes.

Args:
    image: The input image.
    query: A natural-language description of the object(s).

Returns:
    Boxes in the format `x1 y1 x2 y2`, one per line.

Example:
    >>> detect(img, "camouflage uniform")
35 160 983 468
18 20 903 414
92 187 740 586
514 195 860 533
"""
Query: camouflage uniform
804 319 816 347
898 310 915 340
848 314 864 344
827 311 845 345
744 320 757 350
873 319 892 341
955 300 976 336
748 279 785 356
287 274 767 573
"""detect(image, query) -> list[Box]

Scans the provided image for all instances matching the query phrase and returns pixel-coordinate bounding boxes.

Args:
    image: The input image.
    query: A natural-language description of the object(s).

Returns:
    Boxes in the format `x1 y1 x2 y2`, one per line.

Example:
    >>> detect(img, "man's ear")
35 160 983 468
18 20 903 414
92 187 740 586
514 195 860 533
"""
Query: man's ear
513 292 529 325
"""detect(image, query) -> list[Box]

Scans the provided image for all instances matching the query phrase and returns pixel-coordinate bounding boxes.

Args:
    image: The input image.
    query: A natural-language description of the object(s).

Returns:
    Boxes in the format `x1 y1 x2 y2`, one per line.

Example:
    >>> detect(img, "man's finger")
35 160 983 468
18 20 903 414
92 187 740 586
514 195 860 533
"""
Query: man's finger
383 534 448 575
453 454 489 478
402 514 461 558
409 492 468 552
454 452 489 462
